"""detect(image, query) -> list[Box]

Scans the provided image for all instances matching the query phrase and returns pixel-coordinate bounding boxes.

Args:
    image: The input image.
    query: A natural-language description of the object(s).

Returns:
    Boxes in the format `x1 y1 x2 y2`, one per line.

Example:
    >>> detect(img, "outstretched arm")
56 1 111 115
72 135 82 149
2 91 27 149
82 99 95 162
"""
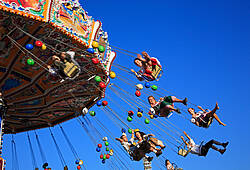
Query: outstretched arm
198 106 206 112
131 130 135 139
115 138 122 143
183 131 191 141
141 52 151 61
181 136 189 146
131 69 144 81
148 134 155 137
137 53 147 62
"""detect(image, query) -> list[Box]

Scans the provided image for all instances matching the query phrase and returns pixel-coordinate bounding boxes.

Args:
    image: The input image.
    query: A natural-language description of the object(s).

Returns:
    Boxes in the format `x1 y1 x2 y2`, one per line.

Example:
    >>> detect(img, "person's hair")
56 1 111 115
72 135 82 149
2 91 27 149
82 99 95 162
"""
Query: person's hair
134 58 142 65
135 131 146 140
188 108 194 111
148 96 155 103
165 159 169 166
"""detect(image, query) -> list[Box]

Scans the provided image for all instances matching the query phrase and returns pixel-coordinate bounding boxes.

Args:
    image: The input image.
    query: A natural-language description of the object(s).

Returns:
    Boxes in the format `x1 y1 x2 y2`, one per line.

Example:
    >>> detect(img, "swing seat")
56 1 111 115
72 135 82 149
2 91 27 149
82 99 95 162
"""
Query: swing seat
178 148 190 157
150 64 163 81
63 62 80 79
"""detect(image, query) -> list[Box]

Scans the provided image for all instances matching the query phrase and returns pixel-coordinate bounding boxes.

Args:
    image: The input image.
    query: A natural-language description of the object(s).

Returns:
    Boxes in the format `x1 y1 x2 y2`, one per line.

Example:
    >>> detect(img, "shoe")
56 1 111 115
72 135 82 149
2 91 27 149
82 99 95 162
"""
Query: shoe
156 150 162 157
222 142 229 148
147 156 153 162
219 148 226 155
183 98 188 106
176 108 181 114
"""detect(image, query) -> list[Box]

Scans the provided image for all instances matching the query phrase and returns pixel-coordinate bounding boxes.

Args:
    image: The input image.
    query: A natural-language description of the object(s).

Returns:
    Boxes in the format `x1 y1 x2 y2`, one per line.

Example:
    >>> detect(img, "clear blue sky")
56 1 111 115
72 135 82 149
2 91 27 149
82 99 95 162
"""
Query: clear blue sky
3 0 250 169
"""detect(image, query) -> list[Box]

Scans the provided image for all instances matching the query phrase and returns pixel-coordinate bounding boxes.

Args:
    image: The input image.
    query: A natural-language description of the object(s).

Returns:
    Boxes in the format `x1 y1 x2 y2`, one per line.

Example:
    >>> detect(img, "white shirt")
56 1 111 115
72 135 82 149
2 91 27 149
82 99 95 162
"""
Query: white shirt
191 111 205 124
121 138 135 153
188 139 202 155
121 141 130 153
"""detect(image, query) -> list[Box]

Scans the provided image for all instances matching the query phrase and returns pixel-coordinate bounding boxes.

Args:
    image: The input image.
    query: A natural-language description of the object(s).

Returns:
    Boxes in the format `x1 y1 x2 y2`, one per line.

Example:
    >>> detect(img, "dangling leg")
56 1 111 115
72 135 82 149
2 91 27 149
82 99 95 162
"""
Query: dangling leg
149 141 160 151
166 105 180 113
150 137 165 149
171 96 187 105
205 140 226 155
213 113 226 126
211 145 226 155
149 146 158 153
206 103 226 126
206 102 219 116
210 139 229 148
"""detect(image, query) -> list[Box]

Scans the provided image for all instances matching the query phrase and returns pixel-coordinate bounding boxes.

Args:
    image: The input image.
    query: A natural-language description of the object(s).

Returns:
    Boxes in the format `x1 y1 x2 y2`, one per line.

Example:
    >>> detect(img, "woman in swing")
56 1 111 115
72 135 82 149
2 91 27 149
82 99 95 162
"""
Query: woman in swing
180 131 229 157
148 95 188 117
134 129 165 157
131 51 162 81
187 102 226 128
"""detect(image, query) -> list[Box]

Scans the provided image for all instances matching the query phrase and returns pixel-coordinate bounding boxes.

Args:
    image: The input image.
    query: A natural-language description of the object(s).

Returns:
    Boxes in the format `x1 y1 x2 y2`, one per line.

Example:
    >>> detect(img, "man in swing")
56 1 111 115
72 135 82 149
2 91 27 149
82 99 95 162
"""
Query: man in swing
187 102 226 128
47 51 79 81
148 95 188 117
115 130 154 162
180 131 229 157
131 51 162 81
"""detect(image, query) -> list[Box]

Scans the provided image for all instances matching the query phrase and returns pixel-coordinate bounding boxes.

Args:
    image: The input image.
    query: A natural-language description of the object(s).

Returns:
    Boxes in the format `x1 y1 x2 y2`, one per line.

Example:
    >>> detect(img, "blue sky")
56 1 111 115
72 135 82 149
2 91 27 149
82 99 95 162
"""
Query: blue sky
3 0 250 169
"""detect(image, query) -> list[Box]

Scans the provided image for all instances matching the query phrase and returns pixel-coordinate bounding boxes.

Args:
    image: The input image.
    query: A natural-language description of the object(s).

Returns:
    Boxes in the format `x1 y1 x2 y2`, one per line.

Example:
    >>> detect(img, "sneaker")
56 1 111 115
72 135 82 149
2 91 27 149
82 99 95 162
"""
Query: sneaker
147 156 153 162
222 142 229 148
161 145 166 150
176 108 181 114
156 150 162 157
183 98 188 106
219 148 226 155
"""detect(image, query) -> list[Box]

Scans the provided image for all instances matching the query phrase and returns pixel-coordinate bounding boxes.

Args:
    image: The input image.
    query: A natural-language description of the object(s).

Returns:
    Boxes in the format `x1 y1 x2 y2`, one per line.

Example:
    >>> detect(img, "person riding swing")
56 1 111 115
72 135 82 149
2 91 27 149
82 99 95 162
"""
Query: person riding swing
180 131 229 157
188 102 226 128
131 52 162 81
148 95 187 117
47 51 80 81
134 129 165 157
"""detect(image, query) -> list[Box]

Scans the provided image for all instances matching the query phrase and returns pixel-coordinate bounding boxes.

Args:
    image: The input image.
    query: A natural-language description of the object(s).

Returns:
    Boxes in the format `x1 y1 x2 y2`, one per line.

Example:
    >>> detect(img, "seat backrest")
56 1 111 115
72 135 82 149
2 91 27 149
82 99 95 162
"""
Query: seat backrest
63 62 79 78
150 65 162 79
178 148 190 157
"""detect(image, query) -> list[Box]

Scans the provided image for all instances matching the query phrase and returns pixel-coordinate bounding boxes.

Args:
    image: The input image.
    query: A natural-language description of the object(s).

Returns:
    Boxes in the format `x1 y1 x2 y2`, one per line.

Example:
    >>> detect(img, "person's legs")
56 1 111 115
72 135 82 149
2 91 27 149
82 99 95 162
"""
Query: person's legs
213 113 226 126
206 102 219 117
166 105 180 113
206 103 226 126
150 137 165 148
204 140 226 155
209 139 229 148
171 96 187 105
149 146 157 153
148 141 160 151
